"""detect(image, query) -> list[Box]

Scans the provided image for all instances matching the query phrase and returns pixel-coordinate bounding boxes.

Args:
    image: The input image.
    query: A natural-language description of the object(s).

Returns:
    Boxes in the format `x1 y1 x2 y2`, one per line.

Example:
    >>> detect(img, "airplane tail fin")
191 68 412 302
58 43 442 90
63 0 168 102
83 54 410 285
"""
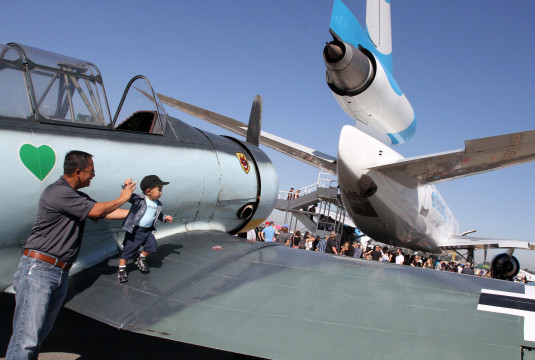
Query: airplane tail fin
365 0 392 57
330 0 393 73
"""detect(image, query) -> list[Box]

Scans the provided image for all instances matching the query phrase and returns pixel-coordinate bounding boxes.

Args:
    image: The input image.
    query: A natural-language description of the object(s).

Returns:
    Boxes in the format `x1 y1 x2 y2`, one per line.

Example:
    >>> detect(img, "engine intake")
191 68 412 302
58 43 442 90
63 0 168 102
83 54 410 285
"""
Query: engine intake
491 253 520 281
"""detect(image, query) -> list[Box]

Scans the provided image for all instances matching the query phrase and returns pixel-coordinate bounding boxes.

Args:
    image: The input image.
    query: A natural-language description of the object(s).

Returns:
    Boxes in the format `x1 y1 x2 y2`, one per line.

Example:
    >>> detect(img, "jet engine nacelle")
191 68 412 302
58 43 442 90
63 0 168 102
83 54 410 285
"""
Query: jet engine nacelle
323 41 416 145
491 253 520 281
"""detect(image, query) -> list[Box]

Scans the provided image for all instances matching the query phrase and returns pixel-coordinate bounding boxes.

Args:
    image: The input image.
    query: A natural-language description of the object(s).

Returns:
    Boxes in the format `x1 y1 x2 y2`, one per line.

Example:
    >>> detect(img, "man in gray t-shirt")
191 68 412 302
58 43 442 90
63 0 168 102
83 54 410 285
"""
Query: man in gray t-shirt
7 150 136 360
24 176 96 263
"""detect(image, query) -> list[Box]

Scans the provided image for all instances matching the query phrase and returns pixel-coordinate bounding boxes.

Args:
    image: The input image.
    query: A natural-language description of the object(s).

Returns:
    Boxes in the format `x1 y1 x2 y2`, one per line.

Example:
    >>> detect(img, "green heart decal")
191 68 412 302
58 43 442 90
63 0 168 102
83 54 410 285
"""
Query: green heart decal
19 144 56 181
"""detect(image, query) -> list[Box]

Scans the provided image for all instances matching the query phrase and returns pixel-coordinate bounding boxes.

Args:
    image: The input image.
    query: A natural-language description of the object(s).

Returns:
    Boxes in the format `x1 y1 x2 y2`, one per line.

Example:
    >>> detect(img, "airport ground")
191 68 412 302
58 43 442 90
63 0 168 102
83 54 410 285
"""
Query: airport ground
0 294 262 360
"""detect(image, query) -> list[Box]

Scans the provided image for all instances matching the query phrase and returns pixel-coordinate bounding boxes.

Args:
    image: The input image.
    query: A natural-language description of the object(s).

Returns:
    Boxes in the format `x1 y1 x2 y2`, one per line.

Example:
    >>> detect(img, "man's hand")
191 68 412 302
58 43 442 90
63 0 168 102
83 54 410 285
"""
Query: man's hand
88 179 136 219
120 179 136 201
164 215 173 223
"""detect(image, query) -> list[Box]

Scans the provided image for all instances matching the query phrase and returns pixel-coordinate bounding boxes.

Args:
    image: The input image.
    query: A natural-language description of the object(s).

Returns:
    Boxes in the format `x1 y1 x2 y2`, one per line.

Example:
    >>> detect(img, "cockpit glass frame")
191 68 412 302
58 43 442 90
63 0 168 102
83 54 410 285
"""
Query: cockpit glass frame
112 75 167 135
0 42 112 127
0 43 34 119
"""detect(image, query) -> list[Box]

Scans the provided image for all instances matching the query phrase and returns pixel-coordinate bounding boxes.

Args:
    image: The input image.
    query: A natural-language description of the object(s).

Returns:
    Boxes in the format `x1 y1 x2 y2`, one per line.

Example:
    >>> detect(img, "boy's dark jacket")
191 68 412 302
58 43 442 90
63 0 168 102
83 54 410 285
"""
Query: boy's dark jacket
123 193 169 233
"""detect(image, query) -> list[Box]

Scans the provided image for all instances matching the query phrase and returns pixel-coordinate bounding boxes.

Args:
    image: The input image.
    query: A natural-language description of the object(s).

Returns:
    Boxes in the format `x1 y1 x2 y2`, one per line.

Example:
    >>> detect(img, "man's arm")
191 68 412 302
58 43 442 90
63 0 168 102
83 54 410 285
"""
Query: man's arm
104 208 129 220
88 179 136 219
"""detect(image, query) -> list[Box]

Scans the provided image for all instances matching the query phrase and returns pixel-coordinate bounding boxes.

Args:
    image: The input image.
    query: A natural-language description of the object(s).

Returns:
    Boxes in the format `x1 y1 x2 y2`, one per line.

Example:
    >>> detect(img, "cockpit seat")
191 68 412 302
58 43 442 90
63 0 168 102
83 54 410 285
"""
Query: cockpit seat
115 110 157 133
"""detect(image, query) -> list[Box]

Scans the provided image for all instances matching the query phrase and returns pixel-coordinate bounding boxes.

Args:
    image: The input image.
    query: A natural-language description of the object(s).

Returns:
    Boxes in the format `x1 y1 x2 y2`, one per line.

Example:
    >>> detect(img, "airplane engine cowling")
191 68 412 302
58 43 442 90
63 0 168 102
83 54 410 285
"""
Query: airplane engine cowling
190 132 278 235
491 253 520 281
324 41 416 145
324 41 374 96
227 137 279 233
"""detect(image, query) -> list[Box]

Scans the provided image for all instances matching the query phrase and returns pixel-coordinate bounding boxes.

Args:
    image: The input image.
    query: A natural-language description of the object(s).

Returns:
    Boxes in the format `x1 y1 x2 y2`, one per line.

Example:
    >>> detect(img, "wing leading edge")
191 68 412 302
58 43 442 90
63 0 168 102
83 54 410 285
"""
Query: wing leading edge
64 230 533 359
157 93 535 189
437 235 533 251
370 129 535 188
156 94 337 174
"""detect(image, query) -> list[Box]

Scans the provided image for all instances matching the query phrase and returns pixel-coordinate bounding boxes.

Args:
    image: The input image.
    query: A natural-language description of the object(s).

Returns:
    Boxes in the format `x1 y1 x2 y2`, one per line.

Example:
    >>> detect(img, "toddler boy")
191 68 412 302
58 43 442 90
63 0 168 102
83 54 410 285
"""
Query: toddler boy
117 175 173 283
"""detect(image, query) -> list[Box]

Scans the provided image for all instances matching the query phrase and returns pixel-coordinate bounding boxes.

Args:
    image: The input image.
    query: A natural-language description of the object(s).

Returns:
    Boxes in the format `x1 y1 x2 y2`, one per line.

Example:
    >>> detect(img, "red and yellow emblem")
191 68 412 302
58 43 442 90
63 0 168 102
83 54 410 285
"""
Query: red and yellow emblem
236 152 250 174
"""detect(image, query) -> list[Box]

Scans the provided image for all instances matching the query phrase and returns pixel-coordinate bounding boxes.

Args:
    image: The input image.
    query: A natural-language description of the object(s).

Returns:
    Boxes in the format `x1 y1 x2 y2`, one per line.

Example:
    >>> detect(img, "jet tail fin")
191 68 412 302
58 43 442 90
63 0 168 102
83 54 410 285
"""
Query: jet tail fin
366 0 392 56
330 0 393 73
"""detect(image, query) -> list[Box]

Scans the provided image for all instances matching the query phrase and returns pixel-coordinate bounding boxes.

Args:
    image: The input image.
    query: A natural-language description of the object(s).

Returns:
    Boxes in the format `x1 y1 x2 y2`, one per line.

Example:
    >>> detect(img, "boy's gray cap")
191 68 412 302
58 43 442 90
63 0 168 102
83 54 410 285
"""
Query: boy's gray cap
140 175 169 192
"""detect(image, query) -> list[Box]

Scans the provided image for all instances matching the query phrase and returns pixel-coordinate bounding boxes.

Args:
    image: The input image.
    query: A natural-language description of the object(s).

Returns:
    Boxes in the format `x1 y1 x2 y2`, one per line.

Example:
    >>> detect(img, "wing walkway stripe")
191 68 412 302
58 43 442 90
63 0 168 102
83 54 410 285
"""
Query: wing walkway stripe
479 293 535 313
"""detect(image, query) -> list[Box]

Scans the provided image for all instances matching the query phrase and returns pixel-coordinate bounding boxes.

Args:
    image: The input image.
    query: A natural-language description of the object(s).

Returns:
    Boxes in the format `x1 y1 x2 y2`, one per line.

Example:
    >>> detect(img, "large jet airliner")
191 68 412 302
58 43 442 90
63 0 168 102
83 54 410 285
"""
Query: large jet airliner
157 0 535 280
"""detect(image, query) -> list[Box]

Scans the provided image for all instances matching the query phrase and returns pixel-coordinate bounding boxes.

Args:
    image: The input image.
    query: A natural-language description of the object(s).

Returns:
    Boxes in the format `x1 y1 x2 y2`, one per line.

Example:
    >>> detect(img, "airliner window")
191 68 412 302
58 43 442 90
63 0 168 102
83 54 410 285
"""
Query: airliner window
112 75 167 135
0 43 33 119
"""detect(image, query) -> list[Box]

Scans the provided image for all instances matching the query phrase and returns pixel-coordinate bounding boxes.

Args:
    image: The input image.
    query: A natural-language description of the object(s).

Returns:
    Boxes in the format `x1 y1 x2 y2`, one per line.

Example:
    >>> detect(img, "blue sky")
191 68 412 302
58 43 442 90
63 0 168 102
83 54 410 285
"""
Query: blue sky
2 1 534 268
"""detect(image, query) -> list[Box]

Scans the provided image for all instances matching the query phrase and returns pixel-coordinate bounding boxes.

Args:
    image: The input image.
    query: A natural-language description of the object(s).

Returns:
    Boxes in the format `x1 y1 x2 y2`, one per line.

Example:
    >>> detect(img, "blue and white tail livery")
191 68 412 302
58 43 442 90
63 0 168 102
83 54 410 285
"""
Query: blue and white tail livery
325 0 415 145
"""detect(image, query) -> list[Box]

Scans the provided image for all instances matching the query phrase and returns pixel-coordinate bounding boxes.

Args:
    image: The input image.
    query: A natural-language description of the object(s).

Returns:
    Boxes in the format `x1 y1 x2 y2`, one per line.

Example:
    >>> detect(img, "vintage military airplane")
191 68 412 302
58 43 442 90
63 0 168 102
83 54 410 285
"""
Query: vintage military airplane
0 41 278 292
157 0 535 282
1 2 535 359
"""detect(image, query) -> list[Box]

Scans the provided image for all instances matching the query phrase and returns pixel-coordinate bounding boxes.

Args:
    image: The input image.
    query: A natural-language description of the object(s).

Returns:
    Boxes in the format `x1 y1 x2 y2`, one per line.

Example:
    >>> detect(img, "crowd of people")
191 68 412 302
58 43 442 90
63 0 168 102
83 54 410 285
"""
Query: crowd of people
248 221 487 277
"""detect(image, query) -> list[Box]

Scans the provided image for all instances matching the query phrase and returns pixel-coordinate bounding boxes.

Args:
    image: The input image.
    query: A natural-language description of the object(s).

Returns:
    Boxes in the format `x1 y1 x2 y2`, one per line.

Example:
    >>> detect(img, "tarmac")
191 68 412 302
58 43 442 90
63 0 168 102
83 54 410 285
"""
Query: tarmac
0 293 259 360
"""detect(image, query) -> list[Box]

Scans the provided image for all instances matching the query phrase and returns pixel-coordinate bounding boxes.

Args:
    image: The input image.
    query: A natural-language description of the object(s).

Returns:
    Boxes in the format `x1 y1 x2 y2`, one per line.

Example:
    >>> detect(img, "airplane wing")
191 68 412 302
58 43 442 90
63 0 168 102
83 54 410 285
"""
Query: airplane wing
64 230 535 359
157 93 337 174
369 130 535 188
157 94 535 188
437 235 533 251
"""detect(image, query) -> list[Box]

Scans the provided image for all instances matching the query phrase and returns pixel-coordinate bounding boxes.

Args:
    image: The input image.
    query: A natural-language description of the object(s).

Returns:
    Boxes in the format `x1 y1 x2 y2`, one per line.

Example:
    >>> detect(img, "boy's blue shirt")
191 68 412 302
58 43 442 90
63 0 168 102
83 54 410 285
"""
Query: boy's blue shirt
123 193 168 233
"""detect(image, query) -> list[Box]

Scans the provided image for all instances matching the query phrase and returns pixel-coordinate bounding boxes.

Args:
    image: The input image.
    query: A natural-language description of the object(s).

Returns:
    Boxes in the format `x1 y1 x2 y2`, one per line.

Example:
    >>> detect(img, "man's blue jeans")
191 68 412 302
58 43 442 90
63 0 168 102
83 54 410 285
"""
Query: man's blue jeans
6 255 69 360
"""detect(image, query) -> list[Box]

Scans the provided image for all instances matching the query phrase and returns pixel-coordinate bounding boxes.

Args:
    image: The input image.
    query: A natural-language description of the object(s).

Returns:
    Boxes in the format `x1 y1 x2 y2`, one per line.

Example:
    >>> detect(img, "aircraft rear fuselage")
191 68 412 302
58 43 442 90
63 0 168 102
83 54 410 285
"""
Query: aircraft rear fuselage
337 125 459 252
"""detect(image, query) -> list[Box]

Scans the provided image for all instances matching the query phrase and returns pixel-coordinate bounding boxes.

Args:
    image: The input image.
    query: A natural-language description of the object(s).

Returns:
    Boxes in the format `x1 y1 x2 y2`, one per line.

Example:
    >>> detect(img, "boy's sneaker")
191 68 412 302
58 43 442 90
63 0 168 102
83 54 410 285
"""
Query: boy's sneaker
117 268 128 283
135 256 149 273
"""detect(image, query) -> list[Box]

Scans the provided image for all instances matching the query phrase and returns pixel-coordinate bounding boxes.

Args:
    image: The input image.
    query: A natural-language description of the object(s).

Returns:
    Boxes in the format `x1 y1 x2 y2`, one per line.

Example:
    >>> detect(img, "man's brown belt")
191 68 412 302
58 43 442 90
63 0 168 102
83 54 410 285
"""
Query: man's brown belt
23 249 72 270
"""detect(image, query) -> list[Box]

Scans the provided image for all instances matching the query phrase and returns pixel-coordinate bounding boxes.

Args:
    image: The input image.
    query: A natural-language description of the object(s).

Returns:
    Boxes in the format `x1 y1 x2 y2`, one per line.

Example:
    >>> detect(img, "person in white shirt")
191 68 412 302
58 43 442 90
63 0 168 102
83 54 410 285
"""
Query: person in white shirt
395 248 405 265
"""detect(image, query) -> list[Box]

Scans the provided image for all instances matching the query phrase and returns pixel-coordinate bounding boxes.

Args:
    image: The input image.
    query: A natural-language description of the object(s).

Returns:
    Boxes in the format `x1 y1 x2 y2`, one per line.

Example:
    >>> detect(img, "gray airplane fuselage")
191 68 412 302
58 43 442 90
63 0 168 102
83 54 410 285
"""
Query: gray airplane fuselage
0 113 278 291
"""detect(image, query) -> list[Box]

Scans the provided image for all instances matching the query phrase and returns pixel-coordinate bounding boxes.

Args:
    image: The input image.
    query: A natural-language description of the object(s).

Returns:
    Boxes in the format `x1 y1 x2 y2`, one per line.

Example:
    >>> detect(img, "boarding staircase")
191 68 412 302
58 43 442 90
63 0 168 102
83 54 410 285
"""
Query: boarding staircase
276 173 354 237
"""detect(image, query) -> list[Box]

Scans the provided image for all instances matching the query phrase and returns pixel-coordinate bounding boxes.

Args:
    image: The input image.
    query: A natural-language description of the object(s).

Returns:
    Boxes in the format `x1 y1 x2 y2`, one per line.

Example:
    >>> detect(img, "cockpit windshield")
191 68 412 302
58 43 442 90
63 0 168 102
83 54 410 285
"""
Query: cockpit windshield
112 75 167 135
0 42 111 126
0 42 168 135
0 43 33 119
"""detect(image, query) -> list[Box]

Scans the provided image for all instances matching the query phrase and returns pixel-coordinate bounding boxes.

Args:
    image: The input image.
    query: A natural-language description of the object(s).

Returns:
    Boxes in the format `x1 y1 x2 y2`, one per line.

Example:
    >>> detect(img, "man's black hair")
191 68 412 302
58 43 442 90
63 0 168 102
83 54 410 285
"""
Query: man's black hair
64 150 93 175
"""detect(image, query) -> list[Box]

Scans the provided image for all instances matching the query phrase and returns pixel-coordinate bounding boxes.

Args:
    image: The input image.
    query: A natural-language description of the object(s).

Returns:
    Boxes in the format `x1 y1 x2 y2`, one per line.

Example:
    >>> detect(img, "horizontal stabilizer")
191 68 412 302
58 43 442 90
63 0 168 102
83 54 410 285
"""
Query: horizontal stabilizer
437 235 532 251
157 93 337 173
370 130 535 188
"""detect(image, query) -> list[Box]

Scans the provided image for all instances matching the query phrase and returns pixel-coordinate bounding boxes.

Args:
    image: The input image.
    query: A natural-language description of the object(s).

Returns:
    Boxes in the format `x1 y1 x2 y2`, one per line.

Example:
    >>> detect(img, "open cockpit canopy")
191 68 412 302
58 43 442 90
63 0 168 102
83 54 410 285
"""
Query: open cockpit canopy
0 42 167 134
